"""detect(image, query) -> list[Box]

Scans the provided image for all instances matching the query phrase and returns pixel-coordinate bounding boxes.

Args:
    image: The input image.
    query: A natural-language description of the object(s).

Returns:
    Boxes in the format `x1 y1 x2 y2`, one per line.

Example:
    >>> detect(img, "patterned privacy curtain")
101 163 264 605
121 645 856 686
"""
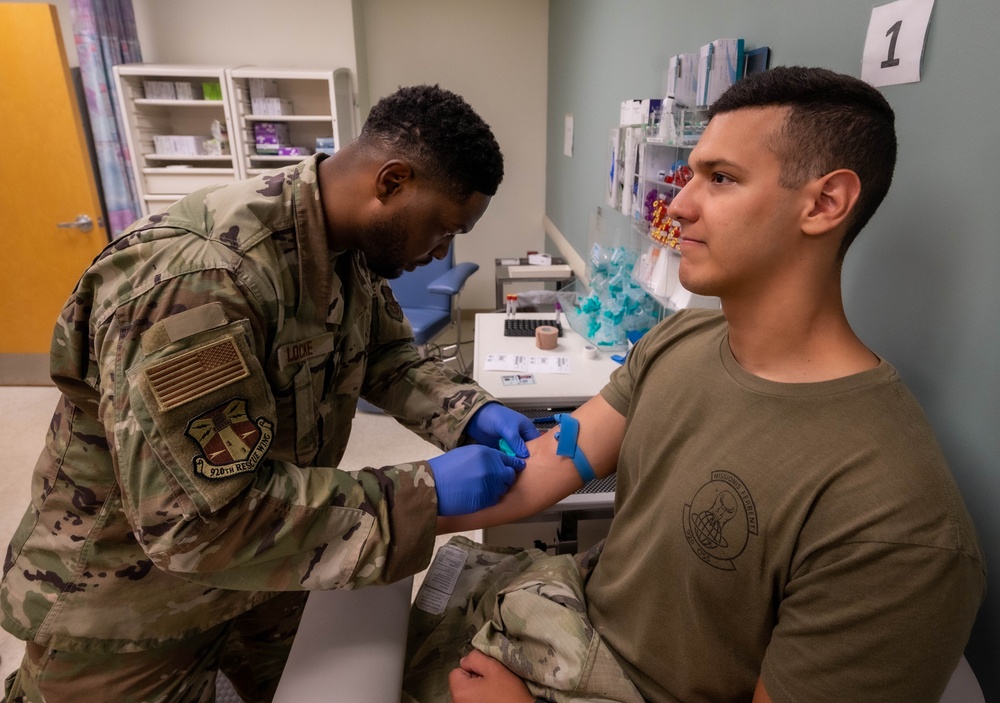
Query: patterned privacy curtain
69 0 142 238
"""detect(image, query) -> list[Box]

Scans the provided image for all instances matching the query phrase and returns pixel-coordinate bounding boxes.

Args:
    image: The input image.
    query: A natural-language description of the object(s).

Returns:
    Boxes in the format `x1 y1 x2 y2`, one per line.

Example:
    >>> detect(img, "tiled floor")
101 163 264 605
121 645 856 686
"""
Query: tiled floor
0 385 62 678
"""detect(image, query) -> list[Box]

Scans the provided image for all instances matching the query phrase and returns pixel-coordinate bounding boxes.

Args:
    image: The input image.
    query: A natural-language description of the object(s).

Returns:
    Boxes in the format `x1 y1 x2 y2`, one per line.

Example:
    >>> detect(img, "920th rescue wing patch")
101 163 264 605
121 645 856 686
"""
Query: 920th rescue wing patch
185 398 273 480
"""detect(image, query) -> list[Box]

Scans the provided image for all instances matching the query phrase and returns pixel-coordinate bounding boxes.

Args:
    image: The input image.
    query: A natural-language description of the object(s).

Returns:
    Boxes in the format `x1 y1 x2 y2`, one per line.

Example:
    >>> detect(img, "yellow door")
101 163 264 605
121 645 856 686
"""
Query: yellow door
0 3 109 384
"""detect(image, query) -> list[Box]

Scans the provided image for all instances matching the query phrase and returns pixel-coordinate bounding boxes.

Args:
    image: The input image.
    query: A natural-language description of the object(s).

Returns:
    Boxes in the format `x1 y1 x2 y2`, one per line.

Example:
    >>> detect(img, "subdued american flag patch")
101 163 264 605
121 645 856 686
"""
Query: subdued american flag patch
146 336 250 411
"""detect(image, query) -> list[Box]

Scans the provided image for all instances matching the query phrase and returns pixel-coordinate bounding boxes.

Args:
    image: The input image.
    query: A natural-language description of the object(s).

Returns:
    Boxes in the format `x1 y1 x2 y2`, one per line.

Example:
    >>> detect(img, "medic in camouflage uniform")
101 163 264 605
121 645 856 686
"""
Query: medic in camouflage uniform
1 85 538 703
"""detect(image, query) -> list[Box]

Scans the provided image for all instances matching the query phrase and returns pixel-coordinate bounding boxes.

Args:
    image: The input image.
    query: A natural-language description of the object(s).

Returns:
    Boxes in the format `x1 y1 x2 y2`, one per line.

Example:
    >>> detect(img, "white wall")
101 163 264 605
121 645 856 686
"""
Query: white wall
52 0 549 311
35 0 359 75
131 0 358 75
362 0 550 310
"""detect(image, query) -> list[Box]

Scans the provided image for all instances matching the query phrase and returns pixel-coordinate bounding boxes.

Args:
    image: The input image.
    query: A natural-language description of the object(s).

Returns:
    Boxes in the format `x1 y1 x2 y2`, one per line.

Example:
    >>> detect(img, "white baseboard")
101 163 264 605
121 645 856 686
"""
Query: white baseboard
0 354 53 386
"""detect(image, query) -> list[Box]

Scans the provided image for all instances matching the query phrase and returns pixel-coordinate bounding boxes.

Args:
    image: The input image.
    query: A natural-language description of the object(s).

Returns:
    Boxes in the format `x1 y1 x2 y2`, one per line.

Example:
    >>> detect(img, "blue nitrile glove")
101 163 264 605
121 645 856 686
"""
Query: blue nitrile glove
466 402 541 459
428 445 526 516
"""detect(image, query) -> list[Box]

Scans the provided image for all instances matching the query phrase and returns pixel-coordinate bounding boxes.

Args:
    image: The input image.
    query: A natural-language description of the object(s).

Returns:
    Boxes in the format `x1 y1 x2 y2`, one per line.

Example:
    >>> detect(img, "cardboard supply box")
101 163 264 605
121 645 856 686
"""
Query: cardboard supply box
173 81 203 100
249 78 280 99
254 122 291 154
201 81 223 101
620 98 662 128
153 135 207 156
251 97 294 116
316 136 336 156
143 80 176 100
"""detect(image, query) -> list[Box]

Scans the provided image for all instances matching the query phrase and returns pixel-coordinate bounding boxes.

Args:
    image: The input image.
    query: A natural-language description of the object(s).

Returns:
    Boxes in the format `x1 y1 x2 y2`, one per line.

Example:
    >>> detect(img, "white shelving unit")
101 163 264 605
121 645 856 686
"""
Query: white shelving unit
115 65 358 215
632 140 690 224
114 64 240 215
226 68 357 177
628 106 720 312
631 106 709 225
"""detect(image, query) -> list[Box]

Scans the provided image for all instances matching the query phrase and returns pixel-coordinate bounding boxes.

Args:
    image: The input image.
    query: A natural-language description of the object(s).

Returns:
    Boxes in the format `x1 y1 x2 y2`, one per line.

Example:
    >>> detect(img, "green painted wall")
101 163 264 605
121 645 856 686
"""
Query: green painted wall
546 0 1000 696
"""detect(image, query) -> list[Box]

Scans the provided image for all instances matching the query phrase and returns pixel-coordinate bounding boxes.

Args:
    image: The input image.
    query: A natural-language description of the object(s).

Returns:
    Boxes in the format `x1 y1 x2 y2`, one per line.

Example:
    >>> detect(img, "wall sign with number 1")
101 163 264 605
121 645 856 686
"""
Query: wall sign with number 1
861 0 935 88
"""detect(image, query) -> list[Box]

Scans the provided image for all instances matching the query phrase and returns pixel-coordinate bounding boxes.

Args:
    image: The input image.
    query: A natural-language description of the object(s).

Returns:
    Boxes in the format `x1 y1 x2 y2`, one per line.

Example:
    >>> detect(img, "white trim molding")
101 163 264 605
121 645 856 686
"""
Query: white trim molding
542 215 588 287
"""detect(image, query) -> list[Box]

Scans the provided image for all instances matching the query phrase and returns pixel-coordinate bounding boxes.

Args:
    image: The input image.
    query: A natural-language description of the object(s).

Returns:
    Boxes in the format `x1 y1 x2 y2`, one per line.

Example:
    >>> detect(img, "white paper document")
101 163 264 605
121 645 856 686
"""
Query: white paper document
484 353 572 374
506 264 573 279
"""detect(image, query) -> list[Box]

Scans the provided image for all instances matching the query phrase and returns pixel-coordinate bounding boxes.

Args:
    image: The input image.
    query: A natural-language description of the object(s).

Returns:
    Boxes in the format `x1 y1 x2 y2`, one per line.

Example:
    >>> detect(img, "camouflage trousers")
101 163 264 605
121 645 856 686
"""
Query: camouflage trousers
3 591 307 703
402 536 643 703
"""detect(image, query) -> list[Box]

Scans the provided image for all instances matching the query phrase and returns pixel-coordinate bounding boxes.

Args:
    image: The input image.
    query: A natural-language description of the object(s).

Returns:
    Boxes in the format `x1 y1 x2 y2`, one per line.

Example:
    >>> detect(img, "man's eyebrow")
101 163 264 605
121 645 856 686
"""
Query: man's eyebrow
691 158 748 175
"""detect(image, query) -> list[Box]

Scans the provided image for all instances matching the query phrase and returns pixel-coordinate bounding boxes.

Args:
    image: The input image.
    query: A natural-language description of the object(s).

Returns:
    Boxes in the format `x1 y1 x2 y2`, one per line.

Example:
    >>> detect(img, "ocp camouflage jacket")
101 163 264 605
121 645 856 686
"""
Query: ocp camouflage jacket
1 155 491 652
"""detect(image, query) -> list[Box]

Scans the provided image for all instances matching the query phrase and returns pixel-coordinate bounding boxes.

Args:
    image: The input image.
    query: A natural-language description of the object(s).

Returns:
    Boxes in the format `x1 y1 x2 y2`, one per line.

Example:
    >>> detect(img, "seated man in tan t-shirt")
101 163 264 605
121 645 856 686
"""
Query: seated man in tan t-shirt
430 65 985 703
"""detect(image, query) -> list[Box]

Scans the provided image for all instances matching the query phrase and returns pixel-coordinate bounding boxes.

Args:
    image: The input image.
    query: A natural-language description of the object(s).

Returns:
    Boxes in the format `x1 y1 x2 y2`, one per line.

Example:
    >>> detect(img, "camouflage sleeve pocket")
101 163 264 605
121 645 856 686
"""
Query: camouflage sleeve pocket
123 316 277 518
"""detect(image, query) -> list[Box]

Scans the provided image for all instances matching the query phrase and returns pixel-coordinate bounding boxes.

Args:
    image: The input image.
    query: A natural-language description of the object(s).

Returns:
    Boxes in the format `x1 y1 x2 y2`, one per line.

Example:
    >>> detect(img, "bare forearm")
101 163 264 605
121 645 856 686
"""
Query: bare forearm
438 395 625 534
437 430 580 533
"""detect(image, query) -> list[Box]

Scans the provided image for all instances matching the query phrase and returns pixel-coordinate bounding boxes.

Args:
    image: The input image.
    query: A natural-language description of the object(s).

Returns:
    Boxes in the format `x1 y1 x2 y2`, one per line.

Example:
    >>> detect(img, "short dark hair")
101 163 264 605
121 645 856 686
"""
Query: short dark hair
358 84 504 200
709 66 896 259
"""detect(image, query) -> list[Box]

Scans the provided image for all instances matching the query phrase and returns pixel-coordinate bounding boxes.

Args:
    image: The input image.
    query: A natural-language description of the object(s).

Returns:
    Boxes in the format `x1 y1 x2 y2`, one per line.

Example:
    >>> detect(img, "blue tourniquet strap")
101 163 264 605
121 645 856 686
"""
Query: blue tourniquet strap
554 413 596 483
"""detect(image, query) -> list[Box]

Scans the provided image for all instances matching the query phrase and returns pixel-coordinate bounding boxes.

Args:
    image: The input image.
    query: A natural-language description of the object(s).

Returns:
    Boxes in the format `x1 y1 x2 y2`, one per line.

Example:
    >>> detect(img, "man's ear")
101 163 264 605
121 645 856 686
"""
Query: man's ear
801 169 861 237
375 160 414 202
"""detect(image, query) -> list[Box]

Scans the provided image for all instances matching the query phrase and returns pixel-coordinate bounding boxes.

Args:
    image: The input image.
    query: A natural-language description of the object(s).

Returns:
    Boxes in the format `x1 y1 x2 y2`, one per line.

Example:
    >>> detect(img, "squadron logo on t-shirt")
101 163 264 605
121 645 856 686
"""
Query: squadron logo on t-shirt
683 470 758 570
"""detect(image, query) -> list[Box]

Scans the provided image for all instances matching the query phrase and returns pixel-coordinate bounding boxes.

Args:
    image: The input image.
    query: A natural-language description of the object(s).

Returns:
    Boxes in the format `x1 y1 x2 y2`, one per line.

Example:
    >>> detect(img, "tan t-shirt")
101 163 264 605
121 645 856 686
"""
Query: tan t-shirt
592 309 984 702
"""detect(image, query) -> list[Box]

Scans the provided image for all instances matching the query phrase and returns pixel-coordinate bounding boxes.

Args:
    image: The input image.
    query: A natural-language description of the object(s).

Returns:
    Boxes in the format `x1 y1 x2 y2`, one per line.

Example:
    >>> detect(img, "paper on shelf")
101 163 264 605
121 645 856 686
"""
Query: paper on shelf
483 353 571 374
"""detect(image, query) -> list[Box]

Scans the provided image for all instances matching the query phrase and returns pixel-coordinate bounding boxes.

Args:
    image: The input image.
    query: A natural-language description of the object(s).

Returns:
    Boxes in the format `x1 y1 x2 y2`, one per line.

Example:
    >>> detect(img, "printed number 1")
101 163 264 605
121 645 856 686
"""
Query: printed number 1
881 20 902 68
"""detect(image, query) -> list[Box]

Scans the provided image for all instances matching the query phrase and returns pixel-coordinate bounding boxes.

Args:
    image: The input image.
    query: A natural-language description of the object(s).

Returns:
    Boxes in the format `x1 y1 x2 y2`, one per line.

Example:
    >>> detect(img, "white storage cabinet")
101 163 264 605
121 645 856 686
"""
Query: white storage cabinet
114 64 240 215
226 68 357 177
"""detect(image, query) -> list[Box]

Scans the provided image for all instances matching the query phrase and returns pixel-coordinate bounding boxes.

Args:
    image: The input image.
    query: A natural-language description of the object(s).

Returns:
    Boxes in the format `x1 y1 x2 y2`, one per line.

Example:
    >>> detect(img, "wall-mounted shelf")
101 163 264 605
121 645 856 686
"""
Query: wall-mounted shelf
620 105 719 313
633 140 693 224
631 227 720 312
